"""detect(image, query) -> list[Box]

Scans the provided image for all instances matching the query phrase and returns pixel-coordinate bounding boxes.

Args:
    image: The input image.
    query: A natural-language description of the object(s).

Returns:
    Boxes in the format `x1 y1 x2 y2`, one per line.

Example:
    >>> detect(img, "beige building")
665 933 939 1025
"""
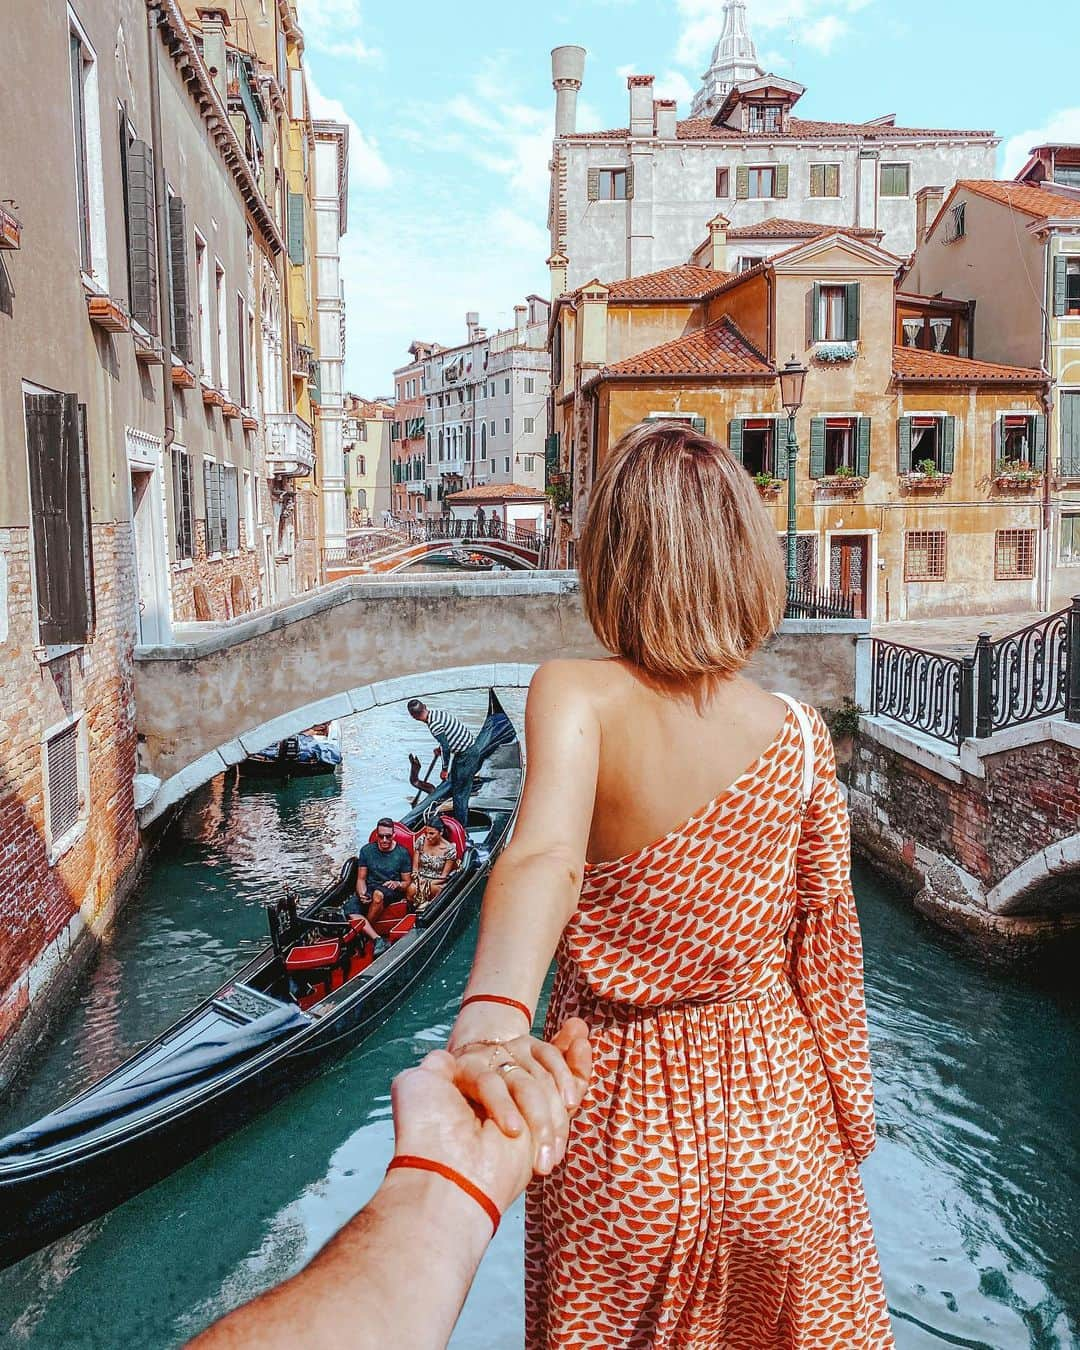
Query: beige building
904 176 1080 608
343 395 394 525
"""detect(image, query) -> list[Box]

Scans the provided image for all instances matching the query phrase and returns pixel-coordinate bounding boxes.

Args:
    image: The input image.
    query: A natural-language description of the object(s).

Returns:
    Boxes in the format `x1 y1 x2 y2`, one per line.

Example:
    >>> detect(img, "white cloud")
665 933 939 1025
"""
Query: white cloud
307 74 392 190
674 0 870 66
1001 108 1080 177
295 0 381 63
803 15 847 52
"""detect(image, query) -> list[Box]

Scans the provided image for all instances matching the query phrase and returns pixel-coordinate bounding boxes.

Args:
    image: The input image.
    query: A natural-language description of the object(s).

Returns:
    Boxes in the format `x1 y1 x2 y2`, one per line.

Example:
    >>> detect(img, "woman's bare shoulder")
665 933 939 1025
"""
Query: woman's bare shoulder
527 659 627 709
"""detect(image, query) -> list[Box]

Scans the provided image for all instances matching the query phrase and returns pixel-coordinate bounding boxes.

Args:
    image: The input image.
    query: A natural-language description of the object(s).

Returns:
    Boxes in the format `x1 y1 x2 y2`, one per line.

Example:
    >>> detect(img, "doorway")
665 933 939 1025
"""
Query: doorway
829 533 870 618
129 463 169 645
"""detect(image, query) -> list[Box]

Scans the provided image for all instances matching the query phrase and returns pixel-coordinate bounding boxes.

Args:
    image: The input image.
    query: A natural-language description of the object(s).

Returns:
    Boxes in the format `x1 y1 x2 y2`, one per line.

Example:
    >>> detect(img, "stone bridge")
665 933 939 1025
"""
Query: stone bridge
133 573 867 825
323 520 547 580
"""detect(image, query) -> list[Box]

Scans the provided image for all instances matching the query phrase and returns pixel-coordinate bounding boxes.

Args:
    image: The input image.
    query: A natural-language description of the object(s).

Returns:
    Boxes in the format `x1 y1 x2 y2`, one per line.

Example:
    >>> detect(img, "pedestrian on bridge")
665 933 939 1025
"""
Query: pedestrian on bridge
408 700 483 830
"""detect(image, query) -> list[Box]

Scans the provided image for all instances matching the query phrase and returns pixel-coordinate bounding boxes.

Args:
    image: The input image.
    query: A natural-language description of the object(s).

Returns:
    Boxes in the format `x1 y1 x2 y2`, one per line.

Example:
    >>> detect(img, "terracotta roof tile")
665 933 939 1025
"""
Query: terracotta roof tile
445 483 548 503
599 318 774 379
564 118 995 142
892 346 1045 383
953 180 1080 220
600 265 733 300
723 217 880 240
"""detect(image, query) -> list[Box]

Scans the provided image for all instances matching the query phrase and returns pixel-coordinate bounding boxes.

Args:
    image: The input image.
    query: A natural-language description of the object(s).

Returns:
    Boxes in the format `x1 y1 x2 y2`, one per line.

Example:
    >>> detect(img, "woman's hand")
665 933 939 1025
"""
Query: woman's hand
448 1019 591 1175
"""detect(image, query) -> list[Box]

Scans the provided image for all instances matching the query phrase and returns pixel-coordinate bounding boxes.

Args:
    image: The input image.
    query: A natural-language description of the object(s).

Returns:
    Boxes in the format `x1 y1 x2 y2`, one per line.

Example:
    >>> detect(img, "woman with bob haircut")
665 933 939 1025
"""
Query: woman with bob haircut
445 421 893 1347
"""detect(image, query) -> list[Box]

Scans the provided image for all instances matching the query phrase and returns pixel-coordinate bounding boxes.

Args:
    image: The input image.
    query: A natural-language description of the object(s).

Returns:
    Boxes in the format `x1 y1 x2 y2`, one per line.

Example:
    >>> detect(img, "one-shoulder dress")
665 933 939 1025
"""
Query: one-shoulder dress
525 700 894 1348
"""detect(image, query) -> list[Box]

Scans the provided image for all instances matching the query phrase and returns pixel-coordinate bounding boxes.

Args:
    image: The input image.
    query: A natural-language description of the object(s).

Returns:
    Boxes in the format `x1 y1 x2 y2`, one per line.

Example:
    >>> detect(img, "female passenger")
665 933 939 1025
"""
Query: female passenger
408 819 459 914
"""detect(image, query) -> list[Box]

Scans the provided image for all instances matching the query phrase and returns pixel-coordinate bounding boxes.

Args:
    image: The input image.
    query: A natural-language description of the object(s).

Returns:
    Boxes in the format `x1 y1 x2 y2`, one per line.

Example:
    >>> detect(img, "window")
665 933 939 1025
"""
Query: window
504 456 511 474
810 163 840 198
946 202 966 242
243 469 254 547
480 424 487 459
204 460 224 555
504 417 511 435
195 231 210 377
524 416 535 434
998 414 1042 468
1060 514 1080 565
172 446 194 561
214 262 227 393
504 378 511 395
523 455 535 473
24 388 94 645
900 415 955 475
817 285 849 340
738 255 760 273
288 66 304 120
593 168 628 201
880 163 910 197
223 465 240 552
747 104 783 133
825 419 854 474
119 113 157 332
715 167 729 198
737 418 777 476
747 166 776 198
44 717 86 853
490 420 496 435
905 530 947 581
236 294 248 407
524 377 535 394
995 529 1036 580
69 26 93 271
1056 258 1080 317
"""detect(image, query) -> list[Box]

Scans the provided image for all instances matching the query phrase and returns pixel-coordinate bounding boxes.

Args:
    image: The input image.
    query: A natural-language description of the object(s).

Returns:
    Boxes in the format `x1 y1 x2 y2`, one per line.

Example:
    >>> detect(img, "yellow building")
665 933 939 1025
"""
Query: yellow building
550 227 1048 620
343 395 394 526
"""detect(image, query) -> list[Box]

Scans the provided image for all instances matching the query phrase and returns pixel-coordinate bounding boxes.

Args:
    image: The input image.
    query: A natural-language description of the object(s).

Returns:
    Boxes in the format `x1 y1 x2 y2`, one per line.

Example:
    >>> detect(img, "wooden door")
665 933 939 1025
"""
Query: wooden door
829 534 869 618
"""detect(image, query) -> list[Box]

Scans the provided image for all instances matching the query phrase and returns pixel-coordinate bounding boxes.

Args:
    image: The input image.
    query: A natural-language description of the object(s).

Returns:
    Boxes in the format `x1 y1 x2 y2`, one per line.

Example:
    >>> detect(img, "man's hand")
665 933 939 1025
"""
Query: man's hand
440 770 449 782
394 1019 591 1212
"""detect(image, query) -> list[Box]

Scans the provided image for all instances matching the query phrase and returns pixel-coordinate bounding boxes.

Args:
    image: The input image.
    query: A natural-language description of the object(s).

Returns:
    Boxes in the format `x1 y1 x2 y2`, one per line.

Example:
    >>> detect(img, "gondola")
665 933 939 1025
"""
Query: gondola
238 722 343 780
0 692 521 1271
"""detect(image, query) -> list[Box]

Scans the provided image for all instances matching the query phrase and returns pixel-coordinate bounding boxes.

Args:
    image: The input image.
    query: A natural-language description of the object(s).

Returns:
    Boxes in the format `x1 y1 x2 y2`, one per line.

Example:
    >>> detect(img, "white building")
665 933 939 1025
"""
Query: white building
421 301 550 513
548 1 998 291
312 121 349 550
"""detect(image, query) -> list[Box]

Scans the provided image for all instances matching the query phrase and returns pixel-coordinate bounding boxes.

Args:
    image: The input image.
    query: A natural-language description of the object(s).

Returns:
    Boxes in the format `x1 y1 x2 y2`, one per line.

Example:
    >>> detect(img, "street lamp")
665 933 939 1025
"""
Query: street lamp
779 355 808 586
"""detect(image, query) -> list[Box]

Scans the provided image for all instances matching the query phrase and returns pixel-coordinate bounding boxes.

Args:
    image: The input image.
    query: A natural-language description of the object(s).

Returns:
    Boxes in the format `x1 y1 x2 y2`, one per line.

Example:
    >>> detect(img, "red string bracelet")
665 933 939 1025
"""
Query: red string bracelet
386 1155 501 1235
460 993 533 1022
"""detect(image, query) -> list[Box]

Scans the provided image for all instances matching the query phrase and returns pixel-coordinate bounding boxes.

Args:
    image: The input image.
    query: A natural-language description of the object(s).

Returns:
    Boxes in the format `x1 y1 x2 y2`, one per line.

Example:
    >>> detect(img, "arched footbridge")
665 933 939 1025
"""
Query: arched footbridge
322 519 549 578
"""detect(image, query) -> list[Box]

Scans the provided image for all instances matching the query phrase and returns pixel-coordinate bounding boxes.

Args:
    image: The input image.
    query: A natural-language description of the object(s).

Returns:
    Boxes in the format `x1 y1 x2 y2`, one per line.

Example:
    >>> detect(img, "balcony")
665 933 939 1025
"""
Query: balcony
266 412 316 477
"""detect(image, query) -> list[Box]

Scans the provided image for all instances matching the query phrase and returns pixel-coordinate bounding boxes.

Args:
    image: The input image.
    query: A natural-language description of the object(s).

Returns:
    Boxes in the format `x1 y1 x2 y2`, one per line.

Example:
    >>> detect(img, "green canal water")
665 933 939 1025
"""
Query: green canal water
0 690 1077 1349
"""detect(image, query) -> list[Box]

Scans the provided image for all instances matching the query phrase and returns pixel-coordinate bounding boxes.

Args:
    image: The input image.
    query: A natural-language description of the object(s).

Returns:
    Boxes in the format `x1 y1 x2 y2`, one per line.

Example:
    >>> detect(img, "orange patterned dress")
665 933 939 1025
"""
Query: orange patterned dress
525 700 894 1348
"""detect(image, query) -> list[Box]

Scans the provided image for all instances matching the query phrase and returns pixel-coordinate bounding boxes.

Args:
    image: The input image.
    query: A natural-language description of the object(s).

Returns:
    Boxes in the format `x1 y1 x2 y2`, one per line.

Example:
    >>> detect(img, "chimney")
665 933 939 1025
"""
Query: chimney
628 74 655 138
551 46 586 138
547 251 569 300
514 304 528 339
197 7 230 104
654 99 677 140
466 310 480 341
580 280 609 368
707 213 730 272
916 185 946 246
528 295 549 325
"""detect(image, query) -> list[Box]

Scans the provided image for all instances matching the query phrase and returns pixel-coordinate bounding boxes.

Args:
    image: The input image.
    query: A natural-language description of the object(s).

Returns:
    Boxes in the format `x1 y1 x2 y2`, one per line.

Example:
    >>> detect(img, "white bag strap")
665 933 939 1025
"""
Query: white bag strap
773 692 816 813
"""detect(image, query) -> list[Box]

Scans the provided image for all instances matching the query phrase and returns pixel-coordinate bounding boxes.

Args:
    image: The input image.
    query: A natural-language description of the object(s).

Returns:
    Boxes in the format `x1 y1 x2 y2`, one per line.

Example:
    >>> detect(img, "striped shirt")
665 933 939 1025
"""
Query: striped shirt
427 708 476 768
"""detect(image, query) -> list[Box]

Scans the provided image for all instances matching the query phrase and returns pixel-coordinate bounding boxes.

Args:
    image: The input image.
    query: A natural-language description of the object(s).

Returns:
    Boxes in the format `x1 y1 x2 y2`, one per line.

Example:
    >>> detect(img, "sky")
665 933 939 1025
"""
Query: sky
296 0 1080 396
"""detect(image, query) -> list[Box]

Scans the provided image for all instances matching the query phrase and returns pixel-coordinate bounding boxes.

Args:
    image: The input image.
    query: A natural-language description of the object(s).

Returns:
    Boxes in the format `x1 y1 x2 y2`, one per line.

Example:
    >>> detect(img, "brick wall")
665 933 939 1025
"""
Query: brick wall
169 521 264 623
0 523 141 1047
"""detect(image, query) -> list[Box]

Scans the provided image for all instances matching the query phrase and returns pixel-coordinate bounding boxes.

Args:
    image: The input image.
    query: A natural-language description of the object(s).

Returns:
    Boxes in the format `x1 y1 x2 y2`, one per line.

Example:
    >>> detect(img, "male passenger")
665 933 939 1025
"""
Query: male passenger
407 700 482 829
349 818 412 941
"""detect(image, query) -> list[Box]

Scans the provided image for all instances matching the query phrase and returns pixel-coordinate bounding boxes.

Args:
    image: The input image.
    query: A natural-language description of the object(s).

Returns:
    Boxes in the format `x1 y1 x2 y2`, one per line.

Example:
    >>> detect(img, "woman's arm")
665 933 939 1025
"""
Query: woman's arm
446 663 601 1155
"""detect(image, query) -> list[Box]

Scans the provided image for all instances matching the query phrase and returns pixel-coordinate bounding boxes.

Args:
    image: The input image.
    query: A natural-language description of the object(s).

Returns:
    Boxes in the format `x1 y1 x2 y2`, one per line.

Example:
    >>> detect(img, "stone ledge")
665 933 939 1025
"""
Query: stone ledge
859 715 967 783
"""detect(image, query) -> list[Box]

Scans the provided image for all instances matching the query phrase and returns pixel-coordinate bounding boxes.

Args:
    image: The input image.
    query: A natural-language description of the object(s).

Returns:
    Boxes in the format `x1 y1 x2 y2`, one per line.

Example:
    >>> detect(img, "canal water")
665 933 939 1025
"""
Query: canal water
0 691 1076 1349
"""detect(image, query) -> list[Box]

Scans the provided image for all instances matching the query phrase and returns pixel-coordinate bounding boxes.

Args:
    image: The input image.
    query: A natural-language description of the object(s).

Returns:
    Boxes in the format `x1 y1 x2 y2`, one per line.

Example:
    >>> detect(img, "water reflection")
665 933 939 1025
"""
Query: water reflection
0 690 1075 1349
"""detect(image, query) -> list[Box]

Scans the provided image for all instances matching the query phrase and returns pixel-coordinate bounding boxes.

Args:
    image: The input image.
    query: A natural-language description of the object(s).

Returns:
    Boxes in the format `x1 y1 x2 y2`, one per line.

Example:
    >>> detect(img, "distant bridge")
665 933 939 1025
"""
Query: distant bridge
322 518 549 578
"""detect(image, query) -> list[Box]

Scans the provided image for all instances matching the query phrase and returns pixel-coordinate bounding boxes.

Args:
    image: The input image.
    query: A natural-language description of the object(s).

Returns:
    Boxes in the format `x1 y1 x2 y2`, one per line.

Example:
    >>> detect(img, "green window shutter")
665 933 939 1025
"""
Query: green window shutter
811 282 823 342
898 416 912 472
845 283 861 341
728 418 744 463
287 191 305 265
625 165 634 200
808 417 826 478
826 163 839 197
774 164 789 199
940 416 956 474
125 138 158 333
856 417 871 477
168 196 192 364
993 415 1003 462
736 166 749 200
587 168 600 202
690 415 706 434
1063 393 1080 475
774 421 788 479
1032 413 1047 471
1053 256 1068 317
809 164 822 197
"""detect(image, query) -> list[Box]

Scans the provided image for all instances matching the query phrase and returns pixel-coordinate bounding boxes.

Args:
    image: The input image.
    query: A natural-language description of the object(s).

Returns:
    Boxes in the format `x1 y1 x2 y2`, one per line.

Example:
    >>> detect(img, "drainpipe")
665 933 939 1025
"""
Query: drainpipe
1039 235 1056 612
147 3 175 455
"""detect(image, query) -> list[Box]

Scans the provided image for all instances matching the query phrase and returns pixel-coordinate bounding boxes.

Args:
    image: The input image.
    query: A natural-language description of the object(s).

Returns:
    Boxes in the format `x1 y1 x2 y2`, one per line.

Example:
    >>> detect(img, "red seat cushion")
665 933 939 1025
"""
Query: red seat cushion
285 940 341 972
441 815 468 857
369 822 415 853
389 914 417 940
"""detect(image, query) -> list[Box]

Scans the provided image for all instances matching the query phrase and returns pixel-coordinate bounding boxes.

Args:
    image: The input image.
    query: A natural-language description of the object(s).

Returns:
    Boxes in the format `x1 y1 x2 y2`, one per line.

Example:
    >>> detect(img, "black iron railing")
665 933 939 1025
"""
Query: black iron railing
871 596 1080 748
388 514 546 558
784 582 856 619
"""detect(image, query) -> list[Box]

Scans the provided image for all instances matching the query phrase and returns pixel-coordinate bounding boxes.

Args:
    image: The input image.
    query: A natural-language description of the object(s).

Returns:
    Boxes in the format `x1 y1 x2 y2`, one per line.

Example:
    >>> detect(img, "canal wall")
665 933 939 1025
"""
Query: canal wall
847 715 1080 960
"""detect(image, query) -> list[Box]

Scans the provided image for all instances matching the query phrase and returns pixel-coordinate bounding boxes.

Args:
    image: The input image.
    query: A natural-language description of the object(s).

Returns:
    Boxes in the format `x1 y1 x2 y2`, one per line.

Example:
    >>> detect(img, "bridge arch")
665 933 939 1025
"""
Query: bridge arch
986 835 1080 916
373 538 537 573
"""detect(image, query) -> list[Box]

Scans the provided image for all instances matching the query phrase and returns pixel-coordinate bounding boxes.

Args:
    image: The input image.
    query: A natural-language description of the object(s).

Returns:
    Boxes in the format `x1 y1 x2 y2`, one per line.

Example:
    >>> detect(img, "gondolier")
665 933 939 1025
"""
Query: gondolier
408 700 482 828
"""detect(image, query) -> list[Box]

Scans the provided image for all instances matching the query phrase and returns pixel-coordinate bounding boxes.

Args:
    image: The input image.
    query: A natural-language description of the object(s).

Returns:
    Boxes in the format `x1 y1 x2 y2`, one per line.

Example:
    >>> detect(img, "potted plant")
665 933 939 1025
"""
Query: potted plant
753 471 782 497
901 457 951 489
814 341 858 364
817 464 865 492
993 457 1042 486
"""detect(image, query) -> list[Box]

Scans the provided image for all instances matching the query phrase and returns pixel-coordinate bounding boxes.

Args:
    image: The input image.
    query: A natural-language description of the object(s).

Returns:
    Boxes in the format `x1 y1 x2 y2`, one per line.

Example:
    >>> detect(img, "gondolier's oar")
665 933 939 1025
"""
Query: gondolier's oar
409 750 441 807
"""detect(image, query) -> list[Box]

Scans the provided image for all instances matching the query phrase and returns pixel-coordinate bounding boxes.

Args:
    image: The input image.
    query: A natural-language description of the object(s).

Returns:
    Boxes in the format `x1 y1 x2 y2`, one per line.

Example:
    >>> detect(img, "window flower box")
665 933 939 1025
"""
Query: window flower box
900 470 951 490
993 459 1042 489
87 295 130 333
0 203 22 250
133 331 164 365
172 364 196 389
221 402 241 420
753 476 783 499
202 386 225 409
816 474 866 493
813 341 858 365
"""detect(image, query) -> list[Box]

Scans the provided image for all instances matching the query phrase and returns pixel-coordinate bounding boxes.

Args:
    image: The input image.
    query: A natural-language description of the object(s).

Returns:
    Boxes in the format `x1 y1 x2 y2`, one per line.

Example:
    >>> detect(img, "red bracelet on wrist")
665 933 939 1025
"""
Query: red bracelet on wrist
460 992 533 1022
386 1155 501 1235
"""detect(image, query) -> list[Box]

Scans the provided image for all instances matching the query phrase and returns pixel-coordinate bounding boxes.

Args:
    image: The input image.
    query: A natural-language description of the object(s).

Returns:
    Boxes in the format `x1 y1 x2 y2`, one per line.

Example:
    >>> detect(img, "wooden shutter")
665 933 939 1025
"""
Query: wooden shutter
587 168 600 202
774 164 789 198
856 417 871 477
287 191 305 264
811 282 823 342
808 417 826 478
993 415 1003 463
168 196 192 364
172 448 193 560
544 432 560 483
1031 413 1047 470
1062 393 1080 475
826 163 839 197
940 416 956 474
773 421 788 479
1053 256 1068 317
897 416 912 472
844 283 860 340
204 460 223 554
736 166 749 200
24 391 92 645
624 165 634 200
690 414 706 434
125 138 158 333
728 418 744 463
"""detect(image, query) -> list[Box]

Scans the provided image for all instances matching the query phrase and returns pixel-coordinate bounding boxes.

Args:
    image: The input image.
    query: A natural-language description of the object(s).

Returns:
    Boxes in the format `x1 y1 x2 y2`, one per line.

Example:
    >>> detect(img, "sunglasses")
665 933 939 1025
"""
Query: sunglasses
376 832 394 842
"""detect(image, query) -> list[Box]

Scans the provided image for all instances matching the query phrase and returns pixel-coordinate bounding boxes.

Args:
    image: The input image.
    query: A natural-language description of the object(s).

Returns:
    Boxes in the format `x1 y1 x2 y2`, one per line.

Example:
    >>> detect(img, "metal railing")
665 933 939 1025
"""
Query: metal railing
871 597 1080 748
322 530 408 569
388 515 547 557
784 582 856 620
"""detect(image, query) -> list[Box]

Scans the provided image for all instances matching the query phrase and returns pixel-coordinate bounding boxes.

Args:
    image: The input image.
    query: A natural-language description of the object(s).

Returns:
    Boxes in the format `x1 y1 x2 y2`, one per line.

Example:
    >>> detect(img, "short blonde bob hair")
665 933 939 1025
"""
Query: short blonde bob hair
578 420 786 681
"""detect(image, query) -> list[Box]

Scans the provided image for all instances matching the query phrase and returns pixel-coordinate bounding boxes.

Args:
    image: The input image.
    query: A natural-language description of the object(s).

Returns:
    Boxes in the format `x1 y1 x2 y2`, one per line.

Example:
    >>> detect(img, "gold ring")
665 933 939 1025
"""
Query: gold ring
496 1060 525 1076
